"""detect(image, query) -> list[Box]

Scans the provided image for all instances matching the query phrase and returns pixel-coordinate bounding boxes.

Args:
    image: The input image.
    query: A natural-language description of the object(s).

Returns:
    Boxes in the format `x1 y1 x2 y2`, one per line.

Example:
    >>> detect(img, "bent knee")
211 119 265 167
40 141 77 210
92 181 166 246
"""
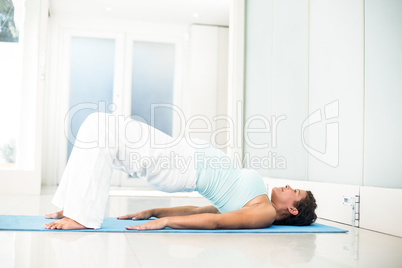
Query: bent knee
85 112 106 123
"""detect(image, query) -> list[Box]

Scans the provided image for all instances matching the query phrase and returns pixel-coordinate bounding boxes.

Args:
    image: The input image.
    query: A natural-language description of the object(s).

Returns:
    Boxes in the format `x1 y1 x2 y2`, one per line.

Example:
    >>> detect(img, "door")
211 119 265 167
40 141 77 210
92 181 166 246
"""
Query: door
65 34 180 188
67 36 116 160
119 38 178 188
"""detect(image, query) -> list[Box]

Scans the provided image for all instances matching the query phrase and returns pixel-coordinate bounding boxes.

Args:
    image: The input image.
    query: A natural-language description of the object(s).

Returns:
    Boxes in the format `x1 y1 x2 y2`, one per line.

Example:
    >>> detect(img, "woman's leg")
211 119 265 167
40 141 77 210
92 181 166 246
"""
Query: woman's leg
48 113 117 229
115 116 198 193
46 112 198 229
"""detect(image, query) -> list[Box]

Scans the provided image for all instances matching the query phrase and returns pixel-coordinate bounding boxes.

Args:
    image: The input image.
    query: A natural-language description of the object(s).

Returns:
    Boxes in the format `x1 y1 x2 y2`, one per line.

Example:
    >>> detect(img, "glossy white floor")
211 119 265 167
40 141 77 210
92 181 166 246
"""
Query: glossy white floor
0 187 401 268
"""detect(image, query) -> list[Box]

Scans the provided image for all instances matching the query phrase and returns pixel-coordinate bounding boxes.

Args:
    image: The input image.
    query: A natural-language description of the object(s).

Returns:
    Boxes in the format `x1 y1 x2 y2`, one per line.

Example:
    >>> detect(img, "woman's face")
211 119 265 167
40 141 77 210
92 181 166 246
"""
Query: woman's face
271 185 307 210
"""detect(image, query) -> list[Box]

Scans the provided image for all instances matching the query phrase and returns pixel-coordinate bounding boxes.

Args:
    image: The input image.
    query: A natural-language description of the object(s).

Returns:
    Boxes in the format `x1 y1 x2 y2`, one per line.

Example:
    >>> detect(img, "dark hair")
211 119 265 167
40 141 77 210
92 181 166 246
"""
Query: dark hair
273 190 317 226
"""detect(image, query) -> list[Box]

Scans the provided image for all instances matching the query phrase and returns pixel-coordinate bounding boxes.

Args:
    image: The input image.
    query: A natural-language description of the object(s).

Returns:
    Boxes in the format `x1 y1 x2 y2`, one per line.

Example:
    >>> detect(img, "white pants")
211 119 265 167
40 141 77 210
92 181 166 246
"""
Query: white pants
52 113 198 228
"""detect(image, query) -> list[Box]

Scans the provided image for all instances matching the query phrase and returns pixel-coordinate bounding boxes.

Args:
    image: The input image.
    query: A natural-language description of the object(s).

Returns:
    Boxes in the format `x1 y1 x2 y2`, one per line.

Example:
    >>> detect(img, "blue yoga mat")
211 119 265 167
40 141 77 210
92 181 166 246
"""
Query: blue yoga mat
0 215 347 233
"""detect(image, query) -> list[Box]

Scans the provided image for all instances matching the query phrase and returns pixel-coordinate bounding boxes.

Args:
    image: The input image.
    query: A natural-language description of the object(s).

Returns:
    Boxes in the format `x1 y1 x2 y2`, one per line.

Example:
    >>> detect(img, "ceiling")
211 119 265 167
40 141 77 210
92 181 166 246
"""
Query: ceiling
49 0 230 26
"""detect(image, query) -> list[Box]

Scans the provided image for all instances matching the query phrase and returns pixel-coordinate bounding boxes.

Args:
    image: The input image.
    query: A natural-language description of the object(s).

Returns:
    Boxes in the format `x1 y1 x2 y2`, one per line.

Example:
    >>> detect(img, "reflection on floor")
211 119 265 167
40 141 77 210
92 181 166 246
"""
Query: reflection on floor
0 187 401 268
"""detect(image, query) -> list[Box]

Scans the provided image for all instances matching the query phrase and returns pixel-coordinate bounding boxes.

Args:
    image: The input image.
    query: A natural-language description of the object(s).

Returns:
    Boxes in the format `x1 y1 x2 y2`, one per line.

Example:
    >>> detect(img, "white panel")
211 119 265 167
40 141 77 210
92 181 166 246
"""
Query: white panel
308 0 363 185
67 37 115 159
186 25 219 142
243 0 273 176
270 0 308 180
360 186 402 237
364 0 402 188
226 0 245 162
265 178 360 225
215 27 229 150
0 0 46 194
18 0 41 171
0 44 21 167
131 41 175 135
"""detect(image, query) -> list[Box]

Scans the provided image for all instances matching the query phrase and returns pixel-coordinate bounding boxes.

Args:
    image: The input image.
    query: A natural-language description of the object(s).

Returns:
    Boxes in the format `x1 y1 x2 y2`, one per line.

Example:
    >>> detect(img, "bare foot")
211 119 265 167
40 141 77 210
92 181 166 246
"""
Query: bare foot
45 210 65 219
44 217 88 230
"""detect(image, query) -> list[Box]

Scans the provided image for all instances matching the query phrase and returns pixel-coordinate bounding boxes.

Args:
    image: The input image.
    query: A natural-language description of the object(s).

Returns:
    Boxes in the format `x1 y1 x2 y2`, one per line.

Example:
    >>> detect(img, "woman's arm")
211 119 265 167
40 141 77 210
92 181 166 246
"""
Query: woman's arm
117 205 219 220
125 204 276 230
154 205 220 218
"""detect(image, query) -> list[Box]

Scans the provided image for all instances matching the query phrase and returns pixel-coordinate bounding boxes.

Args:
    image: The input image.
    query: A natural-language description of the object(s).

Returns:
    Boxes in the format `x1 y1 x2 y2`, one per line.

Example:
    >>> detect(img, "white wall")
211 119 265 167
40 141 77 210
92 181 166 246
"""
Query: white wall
360 186 402 237
244 0 401 189
243 0 273 176
244 0 309 179
0 0 47 194
245 0 364 185
184 25 229 148
244 0 402 236
270 0 309 180
308 0 364 185
364 0 402 188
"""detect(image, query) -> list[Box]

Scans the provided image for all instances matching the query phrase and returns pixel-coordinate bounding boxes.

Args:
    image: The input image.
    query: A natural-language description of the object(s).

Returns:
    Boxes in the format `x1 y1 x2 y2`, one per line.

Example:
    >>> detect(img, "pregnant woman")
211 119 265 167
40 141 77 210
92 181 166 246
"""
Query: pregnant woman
44 113 317 230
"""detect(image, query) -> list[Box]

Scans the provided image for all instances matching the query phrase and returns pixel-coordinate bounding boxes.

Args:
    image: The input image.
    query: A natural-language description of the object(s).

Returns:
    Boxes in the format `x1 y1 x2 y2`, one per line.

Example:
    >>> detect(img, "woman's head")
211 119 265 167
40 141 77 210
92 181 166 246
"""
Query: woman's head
270 185 317 226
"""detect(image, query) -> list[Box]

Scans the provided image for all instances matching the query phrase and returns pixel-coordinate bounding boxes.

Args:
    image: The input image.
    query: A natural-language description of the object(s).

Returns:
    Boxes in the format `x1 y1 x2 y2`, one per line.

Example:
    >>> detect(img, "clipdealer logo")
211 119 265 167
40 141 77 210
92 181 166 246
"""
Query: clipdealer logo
301 100 339 167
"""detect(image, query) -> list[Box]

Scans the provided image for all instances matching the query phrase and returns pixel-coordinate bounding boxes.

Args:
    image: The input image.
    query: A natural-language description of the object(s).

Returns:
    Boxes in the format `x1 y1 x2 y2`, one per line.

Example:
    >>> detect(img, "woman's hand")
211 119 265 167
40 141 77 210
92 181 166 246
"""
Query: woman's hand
125 218 168 230
117 209 153 220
